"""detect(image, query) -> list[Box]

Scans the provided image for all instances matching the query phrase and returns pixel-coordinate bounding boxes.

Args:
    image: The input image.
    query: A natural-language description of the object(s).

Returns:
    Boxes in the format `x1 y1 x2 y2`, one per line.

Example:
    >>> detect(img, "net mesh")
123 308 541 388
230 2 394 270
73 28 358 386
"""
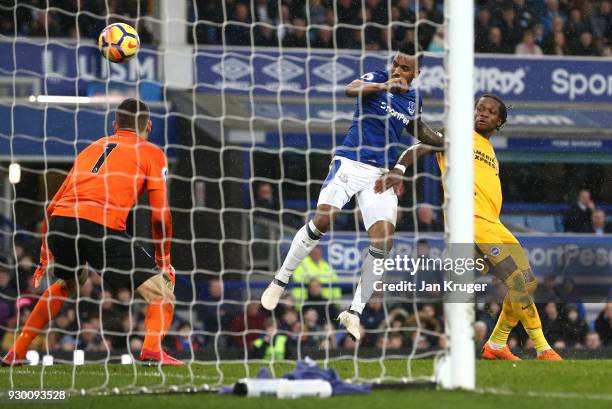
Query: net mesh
0 0 450 394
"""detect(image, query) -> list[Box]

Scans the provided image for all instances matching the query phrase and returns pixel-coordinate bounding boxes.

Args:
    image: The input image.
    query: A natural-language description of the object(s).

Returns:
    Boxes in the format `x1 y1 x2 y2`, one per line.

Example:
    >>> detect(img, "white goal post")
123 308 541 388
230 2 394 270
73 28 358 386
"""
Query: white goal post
440 0 475 390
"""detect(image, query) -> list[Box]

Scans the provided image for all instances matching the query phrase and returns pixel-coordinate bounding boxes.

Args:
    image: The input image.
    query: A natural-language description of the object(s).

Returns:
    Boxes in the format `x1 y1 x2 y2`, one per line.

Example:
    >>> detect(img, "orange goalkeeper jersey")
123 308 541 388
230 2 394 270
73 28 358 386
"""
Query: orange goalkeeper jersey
52 129 168 231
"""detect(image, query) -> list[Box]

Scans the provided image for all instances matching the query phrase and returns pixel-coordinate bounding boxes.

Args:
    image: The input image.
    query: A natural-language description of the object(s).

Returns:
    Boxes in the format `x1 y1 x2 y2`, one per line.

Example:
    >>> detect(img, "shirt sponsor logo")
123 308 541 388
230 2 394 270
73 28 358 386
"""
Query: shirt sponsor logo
380 101 411 126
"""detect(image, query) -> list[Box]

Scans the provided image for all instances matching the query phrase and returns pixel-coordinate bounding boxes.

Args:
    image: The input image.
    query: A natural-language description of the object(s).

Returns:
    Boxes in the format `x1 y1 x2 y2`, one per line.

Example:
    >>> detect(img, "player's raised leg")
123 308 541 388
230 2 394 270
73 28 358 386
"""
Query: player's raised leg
261 204 337 310
339 187 397 340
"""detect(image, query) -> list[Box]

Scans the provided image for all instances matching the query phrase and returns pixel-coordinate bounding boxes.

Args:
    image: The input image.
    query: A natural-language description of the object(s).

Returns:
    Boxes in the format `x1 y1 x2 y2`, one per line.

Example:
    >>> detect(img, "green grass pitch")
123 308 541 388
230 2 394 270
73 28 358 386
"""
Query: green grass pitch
1 360 611 409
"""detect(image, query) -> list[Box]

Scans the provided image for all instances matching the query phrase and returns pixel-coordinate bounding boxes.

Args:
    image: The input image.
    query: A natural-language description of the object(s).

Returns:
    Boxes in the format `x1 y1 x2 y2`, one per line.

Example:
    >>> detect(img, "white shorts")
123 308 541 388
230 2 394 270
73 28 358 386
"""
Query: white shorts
317 156 398 231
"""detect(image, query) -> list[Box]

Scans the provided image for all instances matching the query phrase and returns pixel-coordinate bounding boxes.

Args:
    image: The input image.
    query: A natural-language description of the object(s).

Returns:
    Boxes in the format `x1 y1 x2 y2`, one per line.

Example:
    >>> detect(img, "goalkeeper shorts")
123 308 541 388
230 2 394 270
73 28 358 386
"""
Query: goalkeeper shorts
47 216 158 290
317 156 398 231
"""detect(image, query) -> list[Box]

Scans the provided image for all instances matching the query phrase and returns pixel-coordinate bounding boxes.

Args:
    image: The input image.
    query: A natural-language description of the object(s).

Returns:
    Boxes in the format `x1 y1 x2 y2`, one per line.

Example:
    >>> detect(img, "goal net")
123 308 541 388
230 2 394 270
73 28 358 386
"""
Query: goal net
0 0 473 395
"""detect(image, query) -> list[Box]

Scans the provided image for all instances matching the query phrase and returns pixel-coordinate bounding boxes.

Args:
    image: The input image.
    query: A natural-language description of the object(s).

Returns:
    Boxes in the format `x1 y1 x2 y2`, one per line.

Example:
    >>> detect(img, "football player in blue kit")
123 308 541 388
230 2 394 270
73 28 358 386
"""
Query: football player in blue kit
261 42 439 340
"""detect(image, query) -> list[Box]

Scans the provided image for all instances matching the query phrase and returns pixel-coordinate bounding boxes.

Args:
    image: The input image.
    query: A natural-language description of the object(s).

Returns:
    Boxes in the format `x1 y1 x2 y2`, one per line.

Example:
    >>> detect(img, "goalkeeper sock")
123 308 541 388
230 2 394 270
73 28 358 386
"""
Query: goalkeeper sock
14 282 68 358
275 221 322 284
515 303 551 353
143 300 174 353
350 246 387 314
488 301 518 348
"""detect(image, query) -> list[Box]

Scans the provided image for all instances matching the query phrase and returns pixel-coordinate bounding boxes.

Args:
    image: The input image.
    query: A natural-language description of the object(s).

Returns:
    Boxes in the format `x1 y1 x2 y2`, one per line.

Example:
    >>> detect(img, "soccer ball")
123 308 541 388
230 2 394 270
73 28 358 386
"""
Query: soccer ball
98 23 140 64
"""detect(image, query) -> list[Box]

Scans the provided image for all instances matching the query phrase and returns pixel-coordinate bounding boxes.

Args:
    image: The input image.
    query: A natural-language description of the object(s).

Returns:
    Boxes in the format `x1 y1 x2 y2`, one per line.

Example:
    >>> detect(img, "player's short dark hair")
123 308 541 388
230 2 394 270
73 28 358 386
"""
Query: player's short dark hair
115 98 150 132
397 41 423 67
478 94 511 130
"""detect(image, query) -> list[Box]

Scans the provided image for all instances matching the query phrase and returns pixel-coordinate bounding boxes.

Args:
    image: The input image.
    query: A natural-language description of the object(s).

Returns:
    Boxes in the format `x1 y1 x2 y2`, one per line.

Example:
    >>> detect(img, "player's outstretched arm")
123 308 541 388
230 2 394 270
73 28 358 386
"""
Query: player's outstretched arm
406 118 445 148
374 143 435 194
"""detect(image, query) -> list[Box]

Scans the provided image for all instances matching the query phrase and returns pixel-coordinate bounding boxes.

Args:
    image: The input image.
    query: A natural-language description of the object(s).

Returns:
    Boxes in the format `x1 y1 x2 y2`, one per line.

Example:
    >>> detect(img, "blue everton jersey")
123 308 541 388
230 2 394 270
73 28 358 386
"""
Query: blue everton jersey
335 70 422 168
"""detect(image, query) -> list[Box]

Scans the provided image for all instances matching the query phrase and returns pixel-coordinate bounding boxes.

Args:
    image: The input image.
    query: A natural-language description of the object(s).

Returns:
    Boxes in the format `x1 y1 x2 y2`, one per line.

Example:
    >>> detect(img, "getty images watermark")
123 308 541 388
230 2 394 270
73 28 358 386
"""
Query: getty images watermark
369 253 489 297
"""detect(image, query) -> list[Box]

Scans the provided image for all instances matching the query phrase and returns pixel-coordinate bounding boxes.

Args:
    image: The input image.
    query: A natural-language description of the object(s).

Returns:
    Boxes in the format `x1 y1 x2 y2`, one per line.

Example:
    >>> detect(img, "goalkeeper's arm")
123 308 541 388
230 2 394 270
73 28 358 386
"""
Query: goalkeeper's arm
150 189 173 270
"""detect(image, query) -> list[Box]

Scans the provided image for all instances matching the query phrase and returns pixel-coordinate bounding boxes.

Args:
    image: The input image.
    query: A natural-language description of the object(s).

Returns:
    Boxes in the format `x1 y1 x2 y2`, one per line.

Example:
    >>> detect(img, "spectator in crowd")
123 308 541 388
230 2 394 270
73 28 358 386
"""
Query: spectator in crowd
476 302 501 337
416 204 443 232
253 0 275 24
543 15 567 50
172 322 203 351
231 302 267 348
253 181 278 222
545 30 570 55
515 29 543 55
312 26 333 48
306 0 328 26
377 332 404 349
475 7 493 52
555 278 584 317
541 302 565 346
279 307 299 333
564 189 595 232
585 331 602 350
565 7 592 49
594 302 612 345
252 318 289 360
300 279 339 326
291 246 341 305
571 30 600 55
225 3 251 46
198 278 234 346
500 6 524 51
589 0 612 47
535 274 561 303
482 26 511 53
591 208 612 234
362 300 386 332
254 25 279 47
406 304 442 347
513 0 535 29
541 0 566 35
562 304 589 347
283 18 308 48
301 307 324 347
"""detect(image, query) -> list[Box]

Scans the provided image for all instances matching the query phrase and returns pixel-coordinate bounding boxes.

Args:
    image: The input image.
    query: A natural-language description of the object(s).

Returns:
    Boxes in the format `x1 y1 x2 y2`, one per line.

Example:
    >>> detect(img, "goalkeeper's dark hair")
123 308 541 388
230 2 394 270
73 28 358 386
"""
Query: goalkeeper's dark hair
478 93 512 130
115 98 150 132
397 41 423 67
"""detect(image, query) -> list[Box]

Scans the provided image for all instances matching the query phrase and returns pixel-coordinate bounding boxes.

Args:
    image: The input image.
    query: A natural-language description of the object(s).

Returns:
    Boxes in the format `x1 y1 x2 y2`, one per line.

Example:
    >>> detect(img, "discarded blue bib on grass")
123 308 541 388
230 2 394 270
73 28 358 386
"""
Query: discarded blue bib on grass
220 358 371 396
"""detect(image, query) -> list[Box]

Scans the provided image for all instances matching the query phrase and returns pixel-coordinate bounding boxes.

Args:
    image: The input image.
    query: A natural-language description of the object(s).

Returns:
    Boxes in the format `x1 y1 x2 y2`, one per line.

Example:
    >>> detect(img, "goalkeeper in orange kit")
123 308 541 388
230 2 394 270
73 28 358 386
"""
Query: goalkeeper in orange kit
375 94 562 361
2 99 183 366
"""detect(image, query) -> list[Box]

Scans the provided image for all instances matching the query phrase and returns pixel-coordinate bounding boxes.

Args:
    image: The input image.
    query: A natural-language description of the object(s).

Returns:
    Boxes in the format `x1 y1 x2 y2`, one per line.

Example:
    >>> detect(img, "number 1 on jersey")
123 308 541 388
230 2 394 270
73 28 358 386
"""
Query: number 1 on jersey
91 143 118 173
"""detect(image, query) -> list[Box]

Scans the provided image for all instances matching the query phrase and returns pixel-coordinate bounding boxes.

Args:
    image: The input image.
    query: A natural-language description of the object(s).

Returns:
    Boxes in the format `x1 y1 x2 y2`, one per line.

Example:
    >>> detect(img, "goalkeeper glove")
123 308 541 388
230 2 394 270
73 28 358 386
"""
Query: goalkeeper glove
156 254 175 288
32 246 53 288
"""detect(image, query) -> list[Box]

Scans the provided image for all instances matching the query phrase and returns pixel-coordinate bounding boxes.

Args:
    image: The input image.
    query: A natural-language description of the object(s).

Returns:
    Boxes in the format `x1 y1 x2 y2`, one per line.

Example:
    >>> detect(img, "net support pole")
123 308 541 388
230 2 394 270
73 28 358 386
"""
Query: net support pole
442 0 475 390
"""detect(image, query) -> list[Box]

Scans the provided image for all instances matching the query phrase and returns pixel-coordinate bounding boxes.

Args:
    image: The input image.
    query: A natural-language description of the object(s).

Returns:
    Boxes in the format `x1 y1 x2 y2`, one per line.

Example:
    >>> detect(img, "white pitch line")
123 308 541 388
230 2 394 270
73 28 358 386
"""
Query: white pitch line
1 368 218 381
477 387 612 401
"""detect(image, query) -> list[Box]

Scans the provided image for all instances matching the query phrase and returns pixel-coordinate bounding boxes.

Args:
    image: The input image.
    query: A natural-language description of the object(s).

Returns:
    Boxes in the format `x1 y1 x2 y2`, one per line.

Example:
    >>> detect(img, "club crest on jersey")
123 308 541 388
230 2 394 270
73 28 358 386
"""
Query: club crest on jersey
407 101 416 116
361 72 374 81
490 246 500 257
